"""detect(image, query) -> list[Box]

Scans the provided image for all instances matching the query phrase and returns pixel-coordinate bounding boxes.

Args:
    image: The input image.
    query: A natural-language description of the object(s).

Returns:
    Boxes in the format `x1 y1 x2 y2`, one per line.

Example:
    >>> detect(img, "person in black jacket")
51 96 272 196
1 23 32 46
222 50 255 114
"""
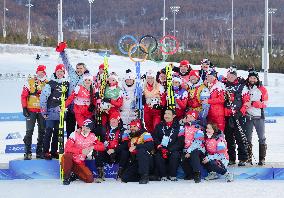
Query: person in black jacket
121 119 154 184
153 109 185 181
93 111 129 181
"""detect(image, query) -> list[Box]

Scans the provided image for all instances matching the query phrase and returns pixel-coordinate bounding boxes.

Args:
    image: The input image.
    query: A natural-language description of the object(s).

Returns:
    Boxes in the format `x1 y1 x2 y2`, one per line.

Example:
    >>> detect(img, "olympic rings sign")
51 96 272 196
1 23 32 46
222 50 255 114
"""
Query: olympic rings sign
118 34 179 63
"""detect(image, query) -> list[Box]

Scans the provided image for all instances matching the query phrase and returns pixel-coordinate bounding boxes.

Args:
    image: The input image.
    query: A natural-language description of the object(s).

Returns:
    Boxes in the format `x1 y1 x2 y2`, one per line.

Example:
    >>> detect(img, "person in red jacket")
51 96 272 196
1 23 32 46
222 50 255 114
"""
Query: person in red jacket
21 65 48 160
62 119 104 185
143 70 165 133
172 76 188 120
65 73 97 127
173 60 192 90
202 69 226 132
101 72 123 126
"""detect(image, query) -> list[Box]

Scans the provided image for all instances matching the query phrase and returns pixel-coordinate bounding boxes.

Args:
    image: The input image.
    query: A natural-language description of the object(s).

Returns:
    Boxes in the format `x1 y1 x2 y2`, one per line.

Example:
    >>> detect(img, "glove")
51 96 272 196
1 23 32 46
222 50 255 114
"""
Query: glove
103 98 111 103
153 104 162 110
56 42 67 52
88 104 95 113
23 108 30 117
161 148 169 159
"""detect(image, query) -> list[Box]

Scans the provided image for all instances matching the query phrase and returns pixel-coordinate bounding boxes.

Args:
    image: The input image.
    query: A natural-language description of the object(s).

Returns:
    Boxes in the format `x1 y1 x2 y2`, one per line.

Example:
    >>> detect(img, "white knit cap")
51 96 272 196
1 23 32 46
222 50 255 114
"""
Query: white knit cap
83 74 93 81
146 70 156 78
108 73 119 82
125 71 136 80
173 76 182 84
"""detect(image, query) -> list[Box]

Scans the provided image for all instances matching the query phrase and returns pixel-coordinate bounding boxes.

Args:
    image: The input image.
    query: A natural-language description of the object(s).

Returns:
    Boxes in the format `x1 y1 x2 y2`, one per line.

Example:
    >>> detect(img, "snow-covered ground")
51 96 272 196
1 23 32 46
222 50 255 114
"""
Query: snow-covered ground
0 44 283 197
0 179 283 198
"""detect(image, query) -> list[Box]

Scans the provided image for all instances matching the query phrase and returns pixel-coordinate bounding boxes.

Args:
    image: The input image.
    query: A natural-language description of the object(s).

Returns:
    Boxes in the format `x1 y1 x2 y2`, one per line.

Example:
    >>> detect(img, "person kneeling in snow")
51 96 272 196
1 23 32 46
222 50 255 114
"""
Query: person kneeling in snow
202 122 233 182
62 119 104 185
121 119 154 184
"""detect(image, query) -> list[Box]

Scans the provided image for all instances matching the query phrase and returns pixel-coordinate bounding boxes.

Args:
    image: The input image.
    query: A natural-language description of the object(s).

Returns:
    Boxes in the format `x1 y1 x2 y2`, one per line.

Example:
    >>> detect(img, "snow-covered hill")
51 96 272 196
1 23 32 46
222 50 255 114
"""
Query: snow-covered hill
0 44 283 113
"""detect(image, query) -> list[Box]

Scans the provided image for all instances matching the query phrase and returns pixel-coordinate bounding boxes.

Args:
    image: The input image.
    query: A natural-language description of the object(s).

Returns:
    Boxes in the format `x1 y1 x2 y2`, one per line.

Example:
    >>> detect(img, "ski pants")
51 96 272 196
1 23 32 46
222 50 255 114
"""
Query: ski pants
95 149 129 169
23 112 45 154
144 106 161 133
245 116 266 144
121 148 153 182
181 149 204 177
224 116 248 162
62 153 94 183
155 150 180 177
66 110 76 138
204 160 227 175
43 120 59 154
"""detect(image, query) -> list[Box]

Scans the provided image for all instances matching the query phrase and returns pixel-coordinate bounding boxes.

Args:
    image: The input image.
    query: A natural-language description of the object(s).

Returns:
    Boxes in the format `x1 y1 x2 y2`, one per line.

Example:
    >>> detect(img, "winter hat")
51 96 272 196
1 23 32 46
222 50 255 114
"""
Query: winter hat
99 63 105 70
109 111 121 121
179 60 190 67
207 68 218 77
129 119 142 130
248 68 259 80
186 110 199 120
201 58 210 65
55 64 65 73
36 65 46 75
173 76 182 84
189 70 200 79
83 119 93 129
146 70 156 78
227 66 237 76
83 73 93 81
125 69 136 80
108 73 119 82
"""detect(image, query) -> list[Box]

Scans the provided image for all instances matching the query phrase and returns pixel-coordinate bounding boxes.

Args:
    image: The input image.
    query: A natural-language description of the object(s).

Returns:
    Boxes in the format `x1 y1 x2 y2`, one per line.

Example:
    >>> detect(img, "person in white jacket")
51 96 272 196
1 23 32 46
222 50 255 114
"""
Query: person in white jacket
120 69 137 128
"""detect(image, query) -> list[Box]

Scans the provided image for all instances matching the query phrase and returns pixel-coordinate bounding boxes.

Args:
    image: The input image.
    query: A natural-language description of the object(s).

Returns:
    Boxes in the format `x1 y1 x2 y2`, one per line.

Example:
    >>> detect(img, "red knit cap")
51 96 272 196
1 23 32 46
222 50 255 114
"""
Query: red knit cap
36 65 46 75
186 110 199 120
189 70 200 78
129 119 142 129
109 111 121 120
55 64 65 73
179 60 190 67
99 63 104 70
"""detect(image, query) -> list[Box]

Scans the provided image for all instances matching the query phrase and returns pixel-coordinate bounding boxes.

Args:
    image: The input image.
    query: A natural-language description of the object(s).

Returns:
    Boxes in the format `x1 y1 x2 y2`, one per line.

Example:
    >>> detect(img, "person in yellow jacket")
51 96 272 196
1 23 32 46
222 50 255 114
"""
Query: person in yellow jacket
21 65 48 160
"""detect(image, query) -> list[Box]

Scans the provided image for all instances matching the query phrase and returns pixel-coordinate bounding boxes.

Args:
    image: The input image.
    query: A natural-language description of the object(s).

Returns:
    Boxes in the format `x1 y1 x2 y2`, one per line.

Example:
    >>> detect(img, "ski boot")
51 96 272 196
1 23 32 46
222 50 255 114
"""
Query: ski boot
116 167 123 181
228 160 236 166
63 177 71 185
139 174 149 184
205 172 218 181
169 176 178 181
224 171 234 182
51 152 59 159
161 177 168 181
97 167 105 182
24 153 32 160
44 152 52 160
193 171 201 183
258 144 267 166
238 160 246 166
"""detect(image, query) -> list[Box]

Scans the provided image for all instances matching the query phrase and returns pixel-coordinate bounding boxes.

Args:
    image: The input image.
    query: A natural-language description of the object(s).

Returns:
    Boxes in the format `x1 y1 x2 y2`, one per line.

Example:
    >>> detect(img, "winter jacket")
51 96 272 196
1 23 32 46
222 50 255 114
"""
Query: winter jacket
223 78 250 117
207 79 226 131
153 120 185 153
96 125 126 153
103 85 123 112
247 85 268 118
188 80 209 113
122 130 154 155
65 85 96 117
120 82 137 126
204 134 229 167
65 130 104 165
182 123 205 154
173 86 188 119
40 74 69 120
21 76 48 113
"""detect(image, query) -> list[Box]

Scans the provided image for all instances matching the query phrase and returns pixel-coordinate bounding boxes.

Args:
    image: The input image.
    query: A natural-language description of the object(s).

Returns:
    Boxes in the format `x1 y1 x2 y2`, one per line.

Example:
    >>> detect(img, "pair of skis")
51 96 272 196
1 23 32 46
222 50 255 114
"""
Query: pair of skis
166 63 175 110
59 84 67 182
135 62 143 120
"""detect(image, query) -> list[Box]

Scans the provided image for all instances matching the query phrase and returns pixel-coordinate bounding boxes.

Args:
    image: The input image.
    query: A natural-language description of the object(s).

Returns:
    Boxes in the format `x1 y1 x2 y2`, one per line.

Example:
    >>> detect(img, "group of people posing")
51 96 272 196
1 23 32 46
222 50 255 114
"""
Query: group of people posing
21 42 268 185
